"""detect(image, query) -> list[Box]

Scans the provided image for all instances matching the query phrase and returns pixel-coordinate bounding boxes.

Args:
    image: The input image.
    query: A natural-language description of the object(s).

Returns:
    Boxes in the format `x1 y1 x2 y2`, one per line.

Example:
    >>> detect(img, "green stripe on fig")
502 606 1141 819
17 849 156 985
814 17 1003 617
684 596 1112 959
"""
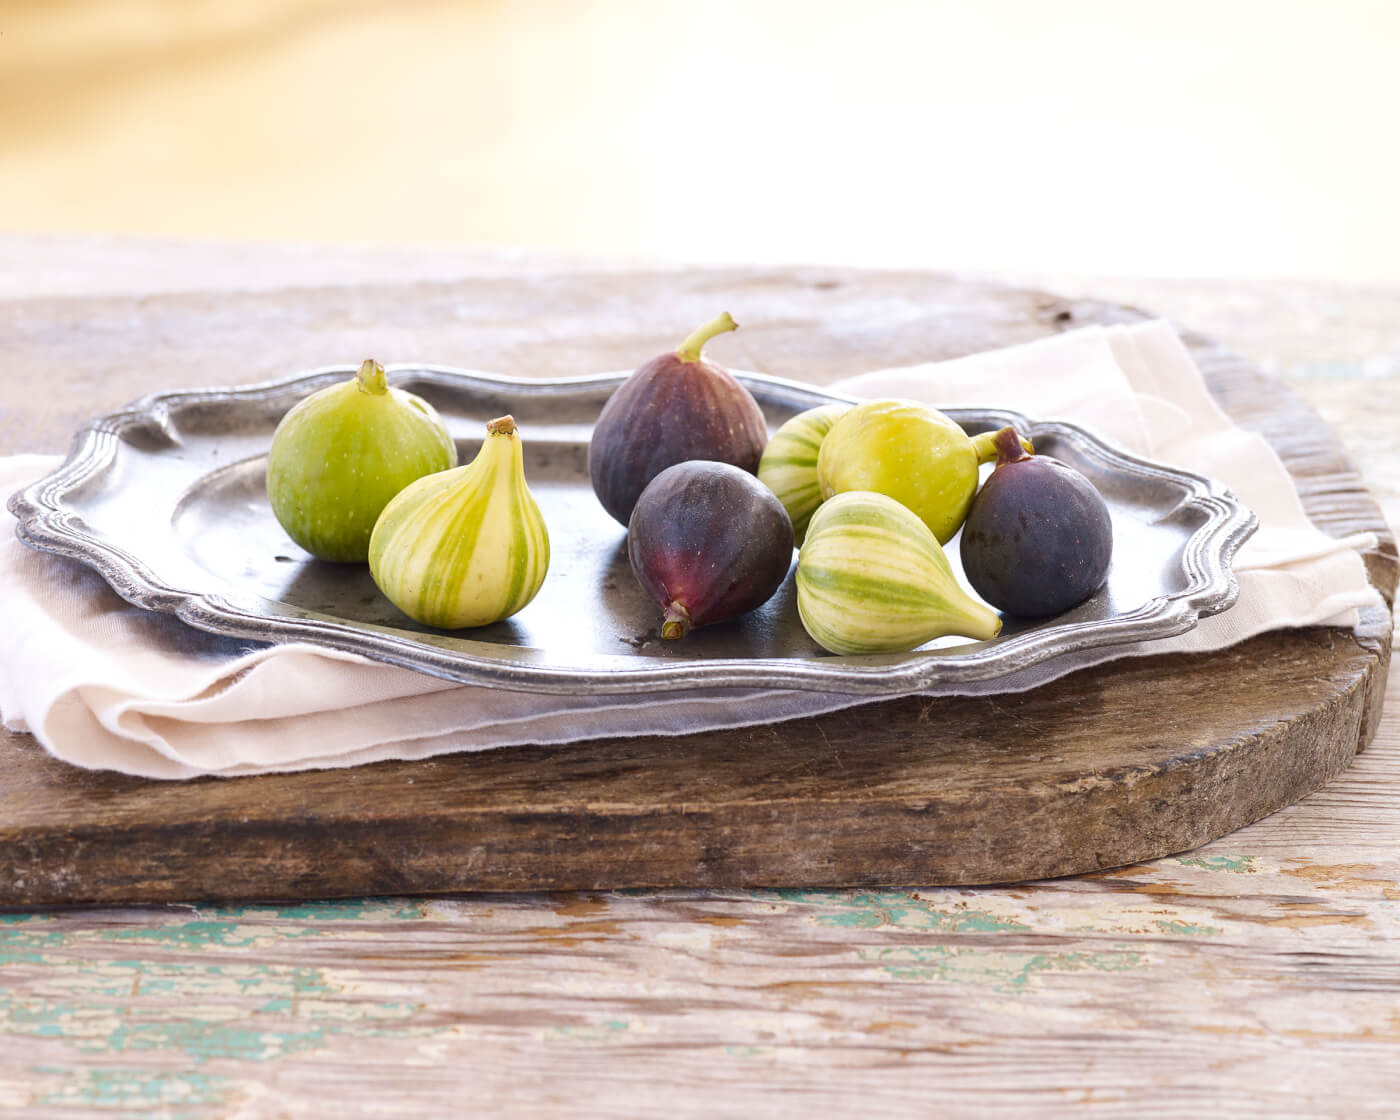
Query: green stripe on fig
369 416 550 629
757 403 851 543
796 491 1001 655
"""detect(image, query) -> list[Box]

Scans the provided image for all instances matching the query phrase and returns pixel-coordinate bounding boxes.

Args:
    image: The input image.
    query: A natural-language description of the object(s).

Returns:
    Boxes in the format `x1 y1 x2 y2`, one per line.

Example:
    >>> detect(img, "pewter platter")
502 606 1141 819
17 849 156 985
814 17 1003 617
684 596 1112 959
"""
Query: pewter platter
9 365 1256 695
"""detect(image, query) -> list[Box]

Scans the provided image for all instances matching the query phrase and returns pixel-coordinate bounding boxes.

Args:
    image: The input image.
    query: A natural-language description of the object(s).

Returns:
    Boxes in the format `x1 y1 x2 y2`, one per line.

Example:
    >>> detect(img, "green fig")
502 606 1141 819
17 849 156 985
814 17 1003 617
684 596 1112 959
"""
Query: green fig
816 399 1031 544
796 490 1001 655
368 415 550 629
266 359 457 562
756 403 850 543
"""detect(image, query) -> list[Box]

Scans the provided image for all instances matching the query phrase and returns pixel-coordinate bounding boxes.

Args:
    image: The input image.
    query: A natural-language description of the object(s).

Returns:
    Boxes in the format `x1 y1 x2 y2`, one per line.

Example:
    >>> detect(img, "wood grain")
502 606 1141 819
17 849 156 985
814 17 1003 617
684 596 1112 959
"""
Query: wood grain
2 693 1398 1116
0 244 1398 1117
0 267 1394 905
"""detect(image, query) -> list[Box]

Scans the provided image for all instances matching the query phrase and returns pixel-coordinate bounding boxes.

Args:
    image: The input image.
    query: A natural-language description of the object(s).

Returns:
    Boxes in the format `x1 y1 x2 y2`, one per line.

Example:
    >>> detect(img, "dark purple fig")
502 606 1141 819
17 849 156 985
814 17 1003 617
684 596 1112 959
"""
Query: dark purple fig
959 427 1113 617
628 460 794 639
589 313 769 525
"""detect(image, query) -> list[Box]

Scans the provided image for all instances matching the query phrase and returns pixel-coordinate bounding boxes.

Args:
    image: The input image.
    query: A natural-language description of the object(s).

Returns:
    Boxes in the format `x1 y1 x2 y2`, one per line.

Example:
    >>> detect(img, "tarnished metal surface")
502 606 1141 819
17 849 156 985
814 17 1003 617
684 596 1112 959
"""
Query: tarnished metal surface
8 364 1255 695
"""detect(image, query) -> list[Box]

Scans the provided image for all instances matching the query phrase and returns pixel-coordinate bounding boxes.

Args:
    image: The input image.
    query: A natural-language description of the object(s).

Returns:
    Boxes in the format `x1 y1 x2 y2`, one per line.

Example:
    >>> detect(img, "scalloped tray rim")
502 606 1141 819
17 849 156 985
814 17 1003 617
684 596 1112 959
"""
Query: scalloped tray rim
8 363 1259 696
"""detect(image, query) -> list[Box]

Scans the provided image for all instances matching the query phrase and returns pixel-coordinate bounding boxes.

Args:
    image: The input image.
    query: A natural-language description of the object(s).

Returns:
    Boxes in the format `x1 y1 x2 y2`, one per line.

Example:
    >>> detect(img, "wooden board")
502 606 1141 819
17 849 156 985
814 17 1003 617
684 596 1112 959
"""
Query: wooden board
1 268 1394 906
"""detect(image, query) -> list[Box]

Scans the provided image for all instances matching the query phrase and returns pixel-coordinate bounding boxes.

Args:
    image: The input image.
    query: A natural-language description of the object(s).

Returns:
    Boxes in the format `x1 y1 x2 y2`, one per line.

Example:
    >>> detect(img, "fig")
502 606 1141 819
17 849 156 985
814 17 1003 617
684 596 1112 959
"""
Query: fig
816 399 1031 544
368 415 550 629
757 403 851 543
796 491 1001 655
628 460 794 639
266 358 457 562
959 427 1113 617
589 313 769 525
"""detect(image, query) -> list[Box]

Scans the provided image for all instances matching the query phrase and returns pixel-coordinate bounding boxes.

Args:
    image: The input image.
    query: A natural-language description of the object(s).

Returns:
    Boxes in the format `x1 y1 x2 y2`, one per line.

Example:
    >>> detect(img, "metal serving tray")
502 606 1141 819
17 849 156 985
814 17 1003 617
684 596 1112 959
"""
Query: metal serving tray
9 365 1256 695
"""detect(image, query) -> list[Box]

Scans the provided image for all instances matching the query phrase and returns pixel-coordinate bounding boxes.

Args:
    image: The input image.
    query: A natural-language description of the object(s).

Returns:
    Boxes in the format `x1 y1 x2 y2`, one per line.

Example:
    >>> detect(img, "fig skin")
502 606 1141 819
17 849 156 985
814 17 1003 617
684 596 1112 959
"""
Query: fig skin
368 415 550 629
267 359 457 563
817 399 1029 544
756 402 851 544
797 491 1002 654
589 313 769 526
959 427 1113 617
628 460 795 639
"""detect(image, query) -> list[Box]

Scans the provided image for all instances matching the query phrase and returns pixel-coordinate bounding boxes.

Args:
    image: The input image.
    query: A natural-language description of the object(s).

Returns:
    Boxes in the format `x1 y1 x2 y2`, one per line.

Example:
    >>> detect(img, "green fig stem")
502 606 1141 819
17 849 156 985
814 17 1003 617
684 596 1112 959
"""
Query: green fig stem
355 358 388 395
675 312 738 363
486 415 517 437
661 601 692 640
973 426 1033 466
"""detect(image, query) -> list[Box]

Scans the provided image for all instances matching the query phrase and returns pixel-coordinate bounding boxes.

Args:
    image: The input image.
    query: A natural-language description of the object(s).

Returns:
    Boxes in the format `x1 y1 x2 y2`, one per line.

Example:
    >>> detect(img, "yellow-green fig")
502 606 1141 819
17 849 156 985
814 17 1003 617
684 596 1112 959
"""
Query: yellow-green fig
266 359 457 562
368 415 549 629
756 403 850 543
796 491 1001 655
816 400 1031 544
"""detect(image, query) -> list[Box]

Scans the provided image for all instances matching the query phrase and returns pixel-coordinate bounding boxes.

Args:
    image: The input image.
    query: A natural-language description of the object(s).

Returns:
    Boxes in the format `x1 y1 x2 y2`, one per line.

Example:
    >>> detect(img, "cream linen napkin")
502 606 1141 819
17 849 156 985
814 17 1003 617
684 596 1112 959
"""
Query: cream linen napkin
0 322 1383 779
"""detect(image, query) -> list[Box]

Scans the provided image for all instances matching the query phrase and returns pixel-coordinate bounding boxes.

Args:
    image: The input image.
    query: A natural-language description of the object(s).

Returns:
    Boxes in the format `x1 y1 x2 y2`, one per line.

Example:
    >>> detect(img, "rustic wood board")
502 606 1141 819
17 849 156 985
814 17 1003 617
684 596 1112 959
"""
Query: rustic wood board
1 267 1394 905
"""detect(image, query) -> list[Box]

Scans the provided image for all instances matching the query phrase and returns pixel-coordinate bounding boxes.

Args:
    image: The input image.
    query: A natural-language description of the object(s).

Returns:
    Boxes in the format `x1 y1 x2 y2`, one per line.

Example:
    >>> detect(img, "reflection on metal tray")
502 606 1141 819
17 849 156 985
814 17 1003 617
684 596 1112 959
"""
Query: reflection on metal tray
9 365 1257 695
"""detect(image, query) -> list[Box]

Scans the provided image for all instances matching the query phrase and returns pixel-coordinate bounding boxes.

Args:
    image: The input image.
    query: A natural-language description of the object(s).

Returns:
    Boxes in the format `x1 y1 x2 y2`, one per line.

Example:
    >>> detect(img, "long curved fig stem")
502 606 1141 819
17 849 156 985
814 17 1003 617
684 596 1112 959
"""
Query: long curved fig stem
972 426 1033 465
675 313 738 362
355 358 388 395
661 601 692 640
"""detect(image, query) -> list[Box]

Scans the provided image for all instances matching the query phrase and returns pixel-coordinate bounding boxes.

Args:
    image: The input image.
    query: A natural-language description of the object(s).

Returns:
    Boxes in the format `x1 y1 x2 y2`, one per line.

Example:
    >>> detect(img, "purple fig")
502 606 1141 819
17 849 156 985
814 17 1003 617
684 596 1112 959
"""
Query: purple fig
628 460 794 639
959 427 1113 617
589 313 769 525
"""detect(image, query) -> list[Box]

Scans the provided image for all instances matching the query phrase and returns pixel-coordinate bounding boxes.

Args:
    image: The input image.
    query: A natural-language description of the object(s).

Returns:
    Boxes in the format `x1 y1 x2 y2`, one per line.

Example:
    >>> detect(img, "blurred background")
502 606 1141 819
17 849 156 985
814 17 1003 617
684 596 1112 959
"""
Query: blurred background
6 0 1398 281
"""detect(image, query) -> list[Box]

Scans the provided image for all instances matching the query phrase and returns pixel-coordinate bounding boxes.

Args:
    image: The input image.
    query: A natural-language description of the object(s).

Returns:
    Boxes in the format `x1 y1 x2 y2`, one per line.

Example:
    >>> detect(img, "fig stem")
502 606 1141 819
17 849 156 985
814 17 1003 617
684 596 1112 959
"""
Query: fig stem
355 358 388 395
486 415 517 437
661 601 692 640
675 312 738 363
973 426 1033 466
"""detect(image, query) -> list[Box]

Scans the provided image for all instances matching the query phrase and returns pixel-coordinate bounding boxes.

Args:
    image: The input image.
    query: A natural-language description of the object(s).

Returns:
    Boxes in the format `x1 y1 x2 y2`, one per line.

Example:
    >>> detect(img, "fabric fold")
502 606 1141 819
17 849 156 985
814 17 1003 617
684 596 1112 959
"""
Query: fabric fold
0 322 1384 779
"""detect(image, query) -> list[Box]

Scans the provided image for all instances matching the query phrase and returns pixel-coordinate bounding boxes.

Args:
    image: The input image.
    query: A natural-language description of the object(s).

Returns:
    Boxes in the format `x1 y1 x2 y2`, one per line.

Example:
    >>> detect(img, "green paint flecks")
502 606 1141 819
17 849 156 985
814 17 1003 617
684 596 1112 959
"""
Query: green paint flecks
33 1065 235 1115
215 899 428 922
104 1018 330 1064
1154 919 1223 937
1175 854 1259 874
1 906 428 1070
861 944 1145 991
775 890 1031 933
542 1019 632 1043
0 926 73 966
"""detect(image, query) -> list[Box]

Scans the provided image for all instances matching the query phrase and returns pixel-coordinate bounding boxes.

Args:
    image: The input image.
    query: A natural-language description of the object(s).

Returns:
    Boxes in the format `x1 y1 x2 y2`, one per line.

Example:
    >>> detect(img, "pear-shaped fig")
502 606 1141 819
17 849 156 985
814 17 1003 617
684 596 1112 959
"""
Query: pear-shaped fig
959 427 1113 617
369 415 550 628
757 402 850 544
589 313 769 525
817 399 1031 544
797 491 1001 655
266 358 457 562
628 460 794 639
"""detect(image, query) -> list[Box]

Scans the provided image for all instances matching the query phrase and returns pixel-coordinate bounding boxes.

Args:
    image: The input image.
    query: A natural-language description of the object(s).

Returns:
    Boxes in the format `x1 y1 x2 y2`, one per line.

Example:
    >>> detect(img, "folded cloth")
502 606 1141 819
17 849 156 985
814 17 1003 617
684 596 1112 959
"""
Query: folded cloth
0 322 1383 779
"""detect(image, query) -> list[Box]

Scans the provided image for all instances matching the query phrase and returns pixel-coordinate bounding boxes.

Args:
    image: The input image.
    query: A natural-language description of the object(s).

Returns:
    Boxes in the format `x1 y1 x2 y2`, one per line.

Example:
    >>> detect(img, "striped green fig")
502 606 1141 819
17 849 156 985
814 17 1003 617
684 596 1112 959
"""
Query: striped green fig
817 400 1031 544
796 491 1001 655
266 359 458 562
756 403 850 543
368 415 550 629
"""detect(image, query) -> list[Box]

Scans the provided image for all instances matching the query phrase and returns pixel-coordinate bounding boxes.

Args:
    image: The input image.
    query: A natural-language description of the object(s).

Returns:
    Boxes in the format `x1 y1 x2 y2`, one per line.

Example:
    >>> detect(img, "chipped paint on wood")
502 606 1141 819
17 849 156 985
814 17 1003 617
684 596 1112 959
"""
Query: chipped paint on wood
778 890 1031 932
2 261 1399 1113
859 945 1146 991
1174 855 1260 874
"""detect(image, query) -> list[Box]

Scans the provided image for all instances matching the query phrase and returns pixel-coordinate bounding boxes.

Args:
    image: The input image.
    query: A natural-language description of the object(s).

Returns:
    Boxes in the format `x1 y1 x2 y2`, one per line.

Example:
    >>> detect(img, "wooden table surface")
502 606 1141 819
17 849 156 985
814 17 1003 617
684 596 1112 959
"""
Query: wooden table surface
1 238 1397 1117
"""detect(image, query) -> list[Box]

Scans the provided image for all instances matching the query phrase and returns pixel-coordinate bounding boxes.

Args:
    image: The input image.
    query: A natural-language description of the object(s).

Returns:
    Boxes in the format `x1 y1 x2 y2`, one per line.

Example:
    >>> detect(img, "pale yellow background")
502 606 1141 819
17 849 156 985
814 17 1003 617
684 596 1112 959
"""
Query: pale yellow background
5 0 1398 279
